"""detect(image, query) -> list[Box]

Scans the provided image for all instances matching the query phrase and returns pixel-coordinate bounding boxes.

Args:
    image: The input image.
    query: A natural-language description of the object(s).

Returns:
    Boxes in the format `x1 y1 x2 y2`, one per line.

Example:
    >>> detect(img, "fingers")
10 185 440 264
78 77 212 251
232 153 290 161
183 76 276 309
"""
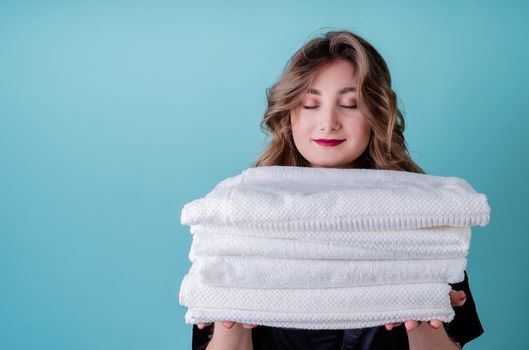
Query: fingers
222 321 235 329
385 321 420 332
196 321 257 330
429 319 443 329
242 324 258 329
385 322 402 330
404 320 419 332
386 319 445 332
196 323 212 329
449 289 467 307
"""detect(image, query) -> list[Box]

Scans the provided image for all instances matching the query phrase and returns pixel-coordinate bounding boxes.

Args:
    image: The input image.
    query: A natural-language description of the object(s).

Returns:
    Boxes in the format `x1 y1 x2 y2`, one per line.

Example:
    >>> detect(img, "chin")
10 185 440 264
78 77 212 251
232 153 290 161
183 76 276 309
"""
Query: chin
309 160 351 168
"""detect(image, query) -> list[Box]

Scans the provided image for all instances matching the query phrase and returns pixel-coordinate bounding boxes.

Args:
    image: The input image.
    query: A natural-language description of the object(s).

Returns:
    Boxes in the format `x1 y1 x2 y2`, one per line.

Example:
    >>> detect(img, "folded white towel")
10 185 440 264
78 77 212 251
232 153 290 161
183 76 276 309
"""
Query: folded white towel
184 307 455 330
189 256 467 288
179 273 454 329
181 166 490 232
188 230 470 261
189 224 471 247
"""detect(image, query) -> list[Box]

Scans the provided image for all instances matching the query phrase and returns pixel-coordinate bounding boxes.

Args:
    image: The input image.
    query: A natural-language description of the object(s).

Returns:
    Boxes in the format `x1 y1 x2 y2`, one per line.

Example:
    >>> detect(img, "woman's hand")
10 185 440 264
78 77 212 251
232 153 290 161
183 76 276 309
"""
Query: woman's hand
385 289 467 332
197 321 257 330
200 322 255 350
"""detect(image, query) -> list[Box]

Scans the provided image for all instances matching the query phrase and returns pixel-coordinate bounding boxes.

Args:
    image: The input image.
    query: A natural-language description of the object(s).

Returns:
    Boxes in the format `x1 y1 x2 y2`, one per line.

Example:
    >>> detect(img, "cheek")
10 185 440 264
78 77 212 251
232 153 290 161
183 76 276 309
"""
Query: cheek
291 115 313 138
290 115 303 145
347 116 371 139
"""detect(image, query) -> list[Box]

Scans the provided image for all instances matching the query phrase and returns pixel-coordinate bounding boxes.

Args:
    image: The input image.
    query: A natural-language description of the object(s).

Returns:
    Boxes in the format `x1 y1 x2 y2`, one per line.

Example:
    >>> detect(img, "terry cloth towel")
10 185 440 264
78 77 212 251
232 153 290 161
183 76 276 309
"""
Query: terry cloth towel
188 256 467 288
188 230 471 261
188 224 472 250
179 273 455 329
180 166 491 232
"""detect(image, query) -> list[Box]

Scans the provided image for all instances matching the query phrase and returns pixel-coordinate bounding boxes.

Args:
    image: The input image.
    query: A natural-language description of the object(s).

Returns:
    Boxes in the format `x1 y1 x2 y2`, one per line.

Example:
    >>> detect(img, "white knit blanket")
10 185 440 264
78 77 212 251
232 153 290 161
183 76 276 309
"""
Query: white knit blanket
179 273 454 329
181 166 491 231
189 256 467 288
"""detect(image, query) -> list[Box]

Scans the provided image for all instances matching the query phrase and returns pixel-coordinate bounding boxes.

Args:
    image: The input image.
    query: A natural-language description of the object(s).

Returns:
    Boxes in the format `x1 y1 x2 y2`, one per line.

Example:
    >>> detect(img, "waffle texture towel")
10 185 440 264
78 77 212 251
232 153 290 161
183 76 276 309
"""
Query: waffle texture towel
181 166 490 231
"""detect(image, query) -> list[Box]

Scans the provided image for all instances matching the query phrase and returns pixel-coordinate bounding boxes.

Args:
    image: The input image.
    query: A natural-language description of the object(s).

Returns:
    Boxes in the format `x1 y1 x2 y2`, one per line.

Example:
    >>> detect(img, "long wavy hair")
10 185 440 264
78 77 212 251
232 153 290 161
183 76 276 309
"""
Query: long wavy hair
252 30 425 174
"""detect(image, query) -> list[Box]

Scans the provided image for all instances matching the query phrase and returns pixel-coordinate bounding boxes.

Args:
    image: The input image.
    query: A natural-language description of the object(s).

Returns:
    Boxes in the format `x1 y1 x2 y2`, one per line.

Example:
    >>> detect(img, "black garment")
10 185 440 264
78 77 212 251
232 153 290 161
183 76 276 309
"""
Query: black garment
192 271 483 350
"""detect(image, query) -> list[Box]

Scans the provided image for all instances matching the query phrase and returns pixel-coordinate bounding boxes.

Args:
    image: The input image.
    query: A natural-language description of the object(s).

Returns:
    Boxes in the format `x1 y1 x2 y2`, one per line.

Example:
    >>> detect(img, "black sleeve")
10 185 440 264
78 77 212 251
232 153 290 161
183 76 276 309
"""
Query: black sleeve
192 324 214 350
444 270 484 348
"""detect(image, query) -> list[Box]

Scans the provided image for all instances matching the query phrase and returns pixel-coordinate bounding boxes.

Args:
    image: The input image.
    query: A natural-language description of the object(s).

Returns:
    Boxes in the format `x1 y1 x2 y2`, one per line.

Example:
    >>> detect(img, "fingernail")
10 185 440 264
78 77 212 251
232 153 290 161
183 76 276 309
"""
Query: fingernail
432 324 440 329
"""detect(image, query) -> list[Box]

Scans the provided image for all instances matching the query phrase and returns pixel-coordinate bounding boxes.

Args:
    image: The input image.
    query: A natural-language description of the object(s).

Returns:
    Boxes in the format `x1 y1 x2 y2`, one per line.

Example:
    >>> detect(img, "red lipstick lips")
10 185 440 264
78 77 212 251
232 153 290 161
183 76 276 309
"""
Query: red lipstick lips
313 139 345 147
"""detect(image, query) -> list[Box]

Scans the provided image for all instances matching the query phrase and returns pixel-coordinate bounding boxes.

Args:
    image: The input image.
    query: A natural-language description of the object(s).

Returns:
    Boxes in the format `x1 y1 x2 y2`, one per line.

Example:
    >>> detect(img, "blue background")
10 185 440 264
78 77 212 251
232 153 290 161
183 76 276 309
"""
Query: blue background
1 1 527 349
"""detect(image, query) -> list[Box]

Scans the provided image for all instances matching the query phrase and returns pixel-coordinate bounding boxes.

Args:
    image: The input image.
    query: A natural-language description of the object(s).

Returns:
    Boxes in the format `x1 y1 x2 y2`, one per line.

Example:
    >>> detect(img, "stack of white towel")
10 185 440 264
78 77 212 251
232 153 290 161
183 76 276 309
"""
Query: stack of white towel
178 166 490 329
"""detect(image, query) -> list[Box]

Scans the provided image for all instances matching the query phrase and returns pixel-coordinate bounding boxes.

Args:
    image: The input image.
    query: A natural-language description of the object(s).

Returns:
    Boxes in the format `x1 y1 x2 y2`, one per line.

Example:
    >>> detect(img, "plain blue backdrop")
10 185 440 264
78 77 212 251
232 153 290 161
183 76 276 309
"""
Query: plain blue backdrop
1 1 528 349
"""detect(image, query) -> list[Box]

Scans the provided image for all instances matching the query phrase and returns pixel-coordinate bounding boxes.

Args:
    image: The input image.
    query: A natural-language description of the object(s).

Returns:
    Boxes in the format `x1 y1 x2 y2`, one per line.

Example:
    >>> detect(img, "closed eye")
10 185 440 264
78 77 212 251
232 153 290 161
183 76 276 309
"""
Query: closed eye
302 105 357 109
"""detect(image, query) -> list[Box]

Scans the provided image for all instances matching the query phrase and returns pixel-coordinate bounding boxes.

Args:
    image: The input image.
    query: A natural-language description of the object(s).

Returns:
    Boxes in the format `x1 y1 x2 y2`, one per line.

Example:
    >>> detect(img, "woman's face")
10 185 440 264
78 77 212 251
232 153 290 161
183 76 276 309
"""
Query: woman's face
290 59 371 168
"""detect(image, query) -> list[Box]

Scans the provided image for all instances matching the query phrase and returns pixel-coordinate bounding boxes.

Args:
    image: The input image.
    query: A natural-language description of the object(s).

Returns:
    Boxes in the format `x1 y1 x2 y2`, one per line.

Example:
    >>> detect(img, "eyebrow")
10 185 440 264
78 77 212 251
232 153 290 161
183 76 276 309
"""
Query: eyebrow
306 86 357 95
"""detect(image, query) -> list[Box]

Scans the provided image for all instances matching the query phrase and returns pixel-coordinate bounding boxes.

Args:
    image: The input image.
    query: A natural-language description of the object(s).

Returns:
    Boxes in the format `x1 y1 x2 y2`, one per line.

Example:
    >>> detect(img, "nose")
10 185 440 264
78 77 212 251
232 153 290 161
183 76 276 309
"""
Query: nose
319 106 340 131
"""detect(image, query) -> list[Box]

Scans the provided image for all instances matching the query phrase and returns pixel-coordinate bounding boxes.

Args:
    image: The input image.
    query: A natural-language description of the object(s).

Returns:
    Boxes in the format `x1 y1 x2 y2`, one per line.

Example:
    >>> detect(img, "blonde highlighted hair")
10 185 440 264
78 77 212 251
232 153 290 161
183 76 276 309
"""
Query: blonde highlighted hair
252 29 425 174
